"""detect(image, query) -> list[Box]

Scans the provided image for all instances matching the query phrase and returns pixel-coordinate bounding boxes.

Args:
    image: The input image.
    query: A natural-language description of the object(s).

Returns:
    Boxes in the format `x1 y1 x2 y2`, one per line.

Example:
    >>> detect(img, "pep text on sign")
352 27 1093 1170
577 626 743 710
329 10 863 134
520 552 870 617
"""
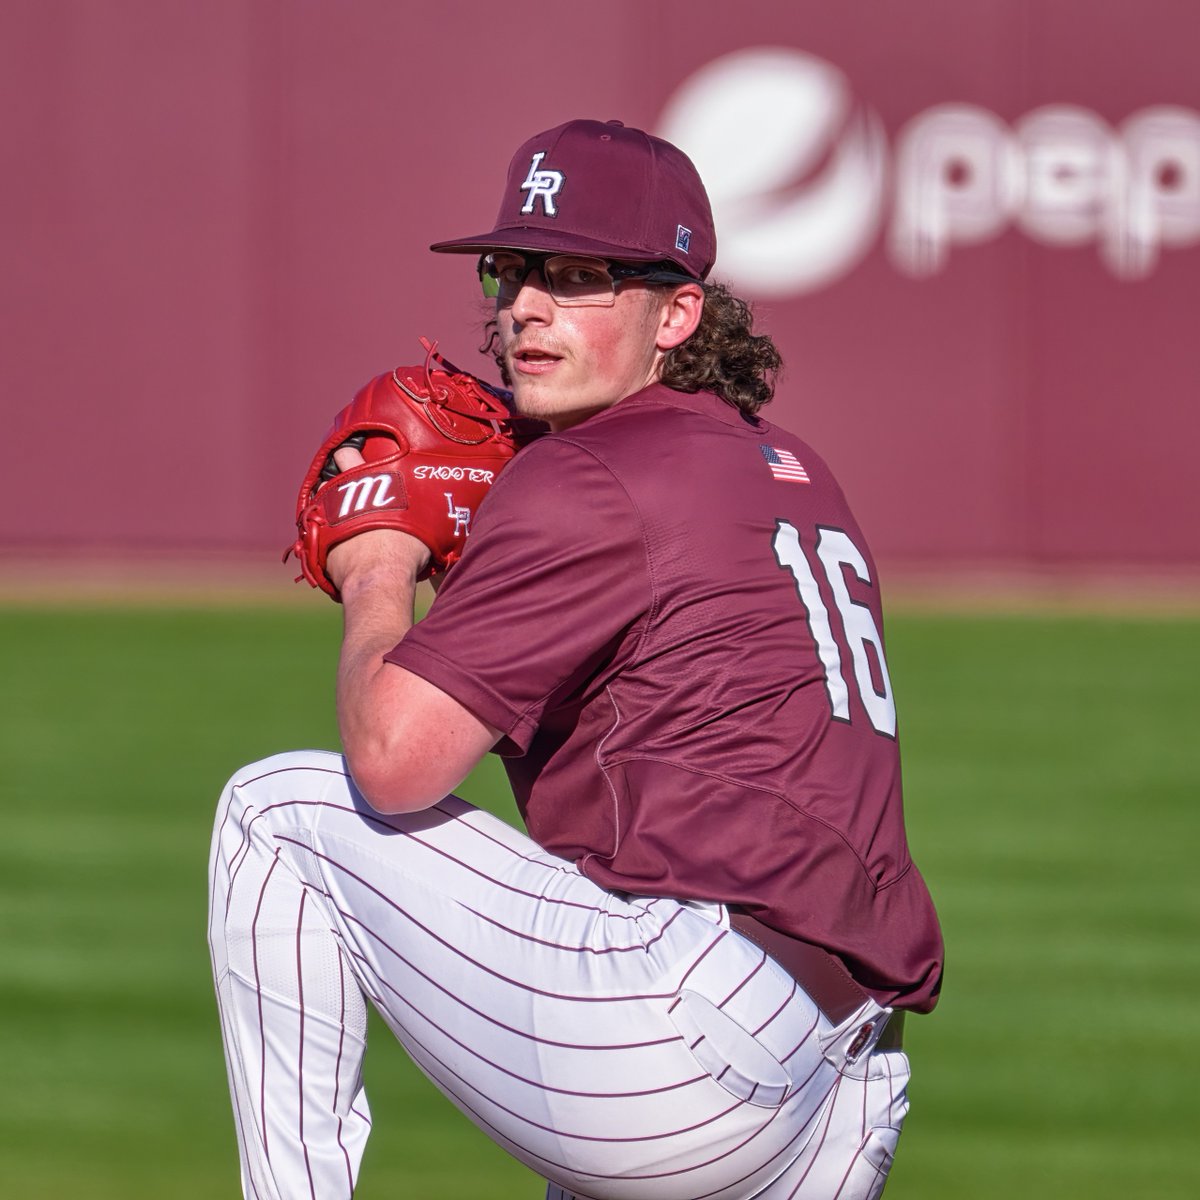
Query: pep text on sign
659 48 1200 295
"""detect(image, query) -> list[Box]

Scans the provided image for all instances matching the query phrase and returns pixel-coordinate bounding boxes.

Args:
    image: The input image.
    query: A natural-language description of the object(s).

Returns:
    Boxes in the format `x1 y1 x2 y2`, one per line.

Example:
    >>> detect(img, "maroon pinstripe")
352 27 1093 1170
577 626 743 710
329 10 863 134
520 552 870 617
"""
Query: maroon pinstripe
251 850 281 1160
295 889 316 1200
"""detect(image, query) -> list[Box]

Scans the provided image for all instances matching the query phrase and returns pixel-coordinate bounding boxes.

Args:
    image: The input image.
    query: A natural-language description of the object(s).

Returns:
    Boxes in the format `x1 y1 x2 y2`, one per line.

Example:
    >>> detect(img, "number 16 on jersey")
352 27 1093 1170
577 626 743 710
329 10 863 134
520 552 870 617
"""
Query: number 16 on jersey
772 520 897 738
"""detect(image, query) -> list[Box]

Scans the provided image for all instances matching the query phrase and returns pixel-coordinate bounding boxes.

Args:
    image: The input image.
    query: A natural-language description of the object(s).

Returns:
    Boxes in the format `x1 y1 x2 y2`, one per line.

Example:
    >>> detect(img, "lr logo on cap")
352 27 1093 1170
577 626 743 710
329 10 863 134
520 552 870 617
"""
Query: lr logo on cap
520 151 564 217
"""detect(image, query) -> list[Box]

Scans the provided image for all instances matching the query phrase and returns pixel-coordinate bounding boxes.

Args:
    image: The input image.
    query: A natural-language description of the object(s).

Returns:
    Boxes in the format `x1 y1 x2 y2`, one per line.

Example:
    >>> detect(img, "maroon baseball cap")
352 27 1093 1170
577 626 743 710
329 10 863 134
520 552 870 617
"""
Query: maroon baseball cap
430 119 716 280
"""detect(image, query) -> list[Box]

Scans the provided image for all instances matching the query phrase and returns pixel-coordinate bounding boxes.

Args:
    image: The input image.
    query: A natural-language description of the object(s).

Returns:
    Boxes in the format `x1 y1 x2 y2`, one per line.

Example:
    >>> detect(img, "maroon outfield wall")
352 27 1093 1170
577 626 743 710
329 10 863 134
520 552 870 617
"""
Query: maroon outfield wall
3 0 1198 580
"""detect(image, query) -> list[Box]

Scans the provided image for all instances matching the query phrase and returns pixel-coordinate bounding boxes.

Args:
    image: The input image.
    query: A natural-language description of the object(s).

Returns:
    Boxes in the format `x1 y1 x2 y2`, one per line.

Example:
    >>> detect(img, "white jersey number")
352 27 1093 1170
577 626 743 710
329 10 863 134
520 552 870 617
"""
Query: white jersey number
772 521 897 738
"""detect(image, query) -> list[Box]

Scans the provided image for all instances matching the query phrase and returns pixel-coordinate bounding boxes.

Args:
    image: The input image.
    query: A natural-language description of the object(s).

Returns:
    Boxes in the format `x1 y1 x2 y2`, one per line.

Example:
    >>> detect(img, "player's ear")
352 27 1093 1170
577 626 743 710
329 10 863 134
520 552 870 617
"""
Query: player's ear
654 283 704 352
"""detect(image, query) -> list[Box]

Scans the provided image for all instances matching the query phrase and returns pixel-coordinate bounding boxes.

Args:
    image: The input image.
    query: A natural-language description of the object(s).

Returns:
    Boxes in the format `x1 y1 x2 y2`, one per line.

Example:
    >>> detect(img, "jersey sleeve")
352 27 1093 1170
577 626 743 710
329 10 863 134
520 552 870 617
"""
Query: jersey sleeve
384 437 650 755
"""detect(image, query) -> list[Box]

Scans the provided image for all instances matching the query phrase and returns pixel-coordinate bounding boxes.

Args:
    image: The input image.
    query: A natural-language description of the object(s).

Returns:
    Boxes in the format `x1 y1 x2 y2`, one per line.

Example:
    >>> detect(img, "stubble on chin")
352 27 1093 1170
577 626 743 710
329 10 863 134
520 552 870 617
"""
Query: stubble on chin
508 377 554 421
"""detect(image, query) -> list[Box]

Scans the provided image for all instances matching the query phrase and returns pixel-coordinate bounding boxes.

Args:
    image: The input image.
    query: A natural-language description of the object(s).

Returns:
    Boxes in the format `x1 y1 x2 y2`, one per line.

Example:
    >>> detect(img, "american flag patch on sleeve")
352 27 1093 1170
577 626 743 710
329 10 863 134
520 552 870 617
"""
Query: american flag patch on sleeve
760 445 811 483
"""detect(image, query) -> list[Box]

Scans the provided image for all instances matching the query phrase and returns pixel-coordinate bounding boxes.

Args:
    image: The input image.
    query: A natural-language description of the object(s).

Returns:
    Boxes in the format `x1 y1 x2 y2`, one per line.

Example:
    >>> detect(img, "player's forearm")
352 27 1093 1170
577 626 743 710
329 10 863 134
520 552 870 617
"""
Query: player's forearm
332 531 499 813
336 571 417 719
332 531 427 809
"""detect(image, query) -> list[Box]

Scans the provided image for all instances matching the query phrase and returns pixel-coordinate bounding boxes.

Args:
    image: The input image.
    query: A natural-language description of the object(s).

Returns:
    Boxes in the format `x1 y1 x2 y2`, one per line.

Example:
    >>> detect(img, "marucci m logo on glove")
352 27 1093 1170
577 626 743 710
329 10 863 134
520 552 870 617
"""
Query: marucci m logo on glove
336 474 400 518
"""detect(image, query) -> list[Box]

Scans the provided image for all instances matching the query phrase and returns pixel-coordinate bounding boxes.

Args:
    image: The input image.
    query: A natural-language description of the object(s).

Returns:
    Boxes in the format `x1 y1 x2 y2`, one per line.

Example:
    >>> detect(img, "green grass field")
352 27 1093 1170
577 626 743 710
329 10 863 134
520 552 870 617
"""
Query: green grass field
2 603 1197 1198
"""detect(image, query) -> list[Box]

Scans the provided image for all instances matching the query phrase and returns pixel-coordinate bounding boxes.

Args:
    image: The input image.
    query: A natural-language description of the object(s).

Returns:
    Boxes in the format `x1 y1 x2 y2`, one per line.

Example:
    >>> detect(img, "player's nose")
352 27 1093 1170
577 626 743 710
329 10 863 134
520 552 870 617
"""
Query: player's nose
509 268 555 324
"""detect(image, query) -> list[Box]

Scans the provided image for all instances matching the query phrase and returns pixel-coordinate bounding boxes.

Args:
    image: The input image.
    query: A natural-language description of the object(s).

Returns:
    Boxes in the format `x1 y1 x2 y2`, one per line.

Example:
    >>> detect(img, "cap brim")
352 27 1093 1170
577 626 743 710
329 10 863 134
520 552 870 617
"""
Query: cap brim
429 226 703 277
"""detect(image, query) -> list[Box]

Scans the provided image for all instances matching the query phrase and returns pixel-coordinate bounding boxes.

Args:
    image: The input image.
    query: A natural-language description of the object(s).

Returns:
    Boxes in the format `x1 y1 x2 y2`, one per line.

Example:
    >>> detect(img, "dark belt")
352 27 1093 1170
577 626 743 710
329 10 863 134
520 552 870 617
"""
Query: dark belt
728 910 905 1052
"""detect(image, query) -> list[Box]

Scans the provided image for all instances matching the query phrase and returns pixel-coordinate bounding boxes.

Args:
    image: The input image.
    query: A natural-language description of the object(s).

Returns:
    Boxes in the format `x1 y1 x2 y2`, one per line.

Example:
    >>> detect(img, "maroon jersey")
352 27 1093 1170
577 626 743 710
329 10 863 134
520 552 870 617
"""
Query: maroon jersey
387 384 943 1012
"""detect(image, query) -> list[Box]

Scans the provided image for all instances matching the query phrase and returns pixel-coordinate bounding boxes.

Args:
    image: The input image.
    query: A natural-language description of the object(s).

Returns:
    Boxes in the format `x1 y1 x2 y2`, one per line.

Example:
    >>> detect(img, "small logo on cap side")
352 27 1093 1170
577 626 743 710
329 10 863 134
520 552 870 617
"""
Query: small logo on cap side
520 151 564 217
676 225 692 253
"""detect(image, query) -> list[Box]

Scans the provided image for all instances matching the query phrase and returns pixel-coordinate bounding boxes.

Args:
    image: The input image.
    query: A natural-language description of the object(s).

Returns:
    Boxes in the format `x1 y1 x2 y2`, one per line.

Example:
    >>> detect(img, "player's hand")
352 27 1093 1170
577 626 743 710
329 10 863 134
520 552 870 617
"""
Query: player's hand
331 444 366 472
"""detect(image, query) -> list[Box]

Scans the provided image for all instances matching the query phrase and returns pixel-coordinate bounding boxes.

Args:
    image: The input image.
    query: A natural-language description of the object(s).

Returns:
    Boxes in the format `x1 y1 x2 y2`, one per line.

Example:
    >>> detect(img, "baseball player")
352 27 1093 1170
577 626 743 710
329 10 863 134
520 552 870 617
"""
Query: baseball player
208 118 943 1200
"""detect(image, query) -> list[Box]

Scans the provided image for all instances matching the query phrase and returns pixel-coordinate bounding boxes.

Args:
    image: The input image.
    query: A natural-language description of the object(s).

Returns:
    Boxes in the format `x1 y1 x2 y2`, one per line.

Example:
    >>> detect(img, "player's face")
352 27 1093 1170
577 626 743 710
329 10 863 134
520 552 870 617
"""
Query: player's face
493 265 678 432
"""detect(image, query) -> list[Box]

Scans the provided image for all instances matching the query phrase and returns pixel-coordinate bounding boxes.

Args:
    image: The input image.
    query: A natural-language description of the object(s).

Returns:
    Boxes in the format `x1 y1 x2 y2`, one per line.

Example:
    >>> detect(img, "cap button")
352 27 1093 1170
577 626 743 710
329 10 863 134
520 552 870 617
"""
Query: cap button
605 119 624 127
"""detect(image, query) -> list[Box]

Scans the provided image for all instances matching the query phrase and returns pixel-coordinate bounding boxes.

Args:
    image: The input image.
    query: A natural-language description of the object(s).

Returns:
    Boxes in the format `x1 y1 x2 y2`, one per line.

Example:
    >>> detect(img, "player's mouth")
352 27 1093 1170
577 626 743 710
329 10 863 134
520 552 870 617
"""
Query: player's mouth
511 346 563 375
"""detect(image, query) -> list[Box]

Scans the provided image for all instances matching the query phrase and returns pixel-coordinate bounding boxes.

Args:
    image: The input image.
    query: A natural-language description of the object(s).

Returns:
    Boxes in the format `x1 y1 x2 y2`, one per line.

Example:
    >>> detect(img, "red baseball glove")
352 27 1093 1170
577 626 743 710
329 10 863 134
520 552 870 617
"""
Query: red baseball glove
286 342 530 600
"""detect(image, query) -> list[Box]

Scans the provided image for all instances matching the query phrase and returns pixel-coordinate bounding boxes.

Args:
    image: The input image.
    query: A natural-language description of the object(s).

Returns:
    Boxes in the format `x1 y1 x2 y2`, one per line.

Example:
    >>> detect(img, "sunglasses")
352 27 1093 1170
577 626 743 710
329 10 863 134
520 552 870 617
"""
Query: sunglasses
478 251 698 307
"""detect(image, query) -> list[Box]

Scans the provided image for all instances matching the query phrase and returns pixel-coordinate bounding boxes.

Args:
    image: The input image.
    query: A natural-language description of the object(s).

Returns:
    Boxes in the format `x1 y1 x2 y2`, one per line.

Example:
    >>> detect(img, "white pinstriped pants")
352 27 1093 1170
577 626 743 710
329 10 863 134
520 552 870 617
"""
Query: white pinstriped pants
208 751 911 1200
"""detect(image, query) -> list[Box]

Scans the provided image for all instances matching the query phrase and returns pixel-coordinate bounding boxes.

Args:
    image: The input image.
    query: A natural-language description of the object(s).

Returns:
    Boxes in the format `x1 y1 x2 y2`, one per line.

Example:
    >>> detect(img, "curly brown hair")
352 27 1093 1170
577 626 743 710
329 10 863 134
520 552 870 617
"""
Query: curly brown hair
659 280 781 415
479 278 781 417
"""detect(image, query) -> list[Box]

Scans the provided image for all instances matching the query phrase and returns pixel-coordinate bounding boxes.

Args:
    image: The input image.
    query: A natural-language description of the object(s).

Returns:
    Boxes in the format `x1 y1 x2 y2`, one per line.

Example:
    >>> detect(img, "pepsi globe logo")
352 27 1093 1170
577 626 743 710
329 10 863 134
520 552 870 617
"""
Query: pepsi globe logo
658 47 1200 295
